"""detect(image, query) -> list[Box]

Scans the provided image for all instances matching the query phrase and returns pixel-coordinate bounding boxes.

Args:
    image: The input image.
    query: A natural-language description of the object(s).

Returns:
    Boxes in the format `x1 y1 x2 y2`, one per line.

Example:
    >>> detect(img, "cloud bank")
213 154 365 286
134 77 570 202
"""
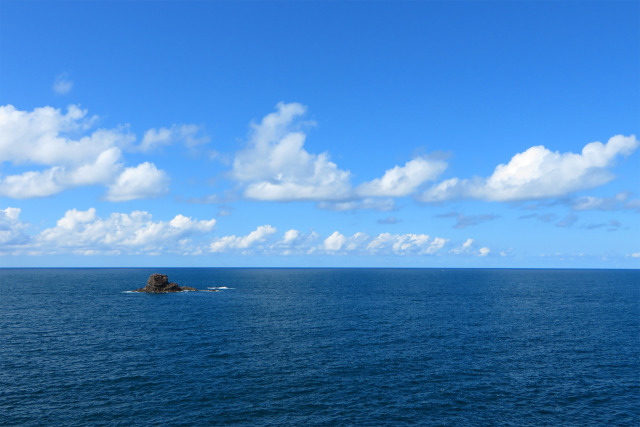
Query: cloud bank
1 207 217 255
3 103 634 209
232 104 636 208
1 207 475 258
0 104 203 200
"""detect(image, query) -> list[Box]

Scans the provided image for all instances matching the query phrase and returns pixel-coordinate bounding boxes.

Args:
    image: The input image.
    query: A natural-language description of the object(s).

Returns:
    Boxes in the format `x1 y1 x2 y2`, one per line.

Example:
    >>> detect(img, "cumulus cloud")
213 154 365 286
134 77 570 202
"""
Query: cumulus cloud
367 232 447 255
323 231 347 251
105 162 170 202
210 225 277 253
0 169 66 199
356 157 447 197
462 238 474 250
0 207 30 250
0 104 119 165
0 104 172 200
233 102 352 201
421 135 638 202
282 229 301 244
1 208 484 259
0 147 125 199
34 208 216 255
449 238 475 254
232 102 449 205
53 73 73 94
270 229 453 256
272 229 321 255
449 238 491 256
209 228 450 257
420 178 463 202
478 247 490 256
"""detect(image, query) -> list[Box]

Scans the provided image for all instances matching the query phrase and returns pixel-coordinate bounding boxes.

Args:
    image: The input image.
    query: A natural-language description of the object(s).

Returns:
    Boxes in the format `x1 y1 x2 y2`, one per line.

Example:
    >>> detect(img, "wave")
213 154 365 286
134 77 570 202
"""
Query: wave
207 286 234 290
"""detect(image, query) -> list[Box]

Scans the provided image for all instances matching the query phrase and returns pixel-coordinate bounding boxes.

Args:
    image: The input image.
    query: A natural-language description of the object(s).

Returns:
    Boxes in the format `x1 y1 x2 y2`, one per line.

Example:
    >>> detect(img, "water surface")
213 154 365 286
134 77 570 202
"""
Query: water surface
1 268 638 425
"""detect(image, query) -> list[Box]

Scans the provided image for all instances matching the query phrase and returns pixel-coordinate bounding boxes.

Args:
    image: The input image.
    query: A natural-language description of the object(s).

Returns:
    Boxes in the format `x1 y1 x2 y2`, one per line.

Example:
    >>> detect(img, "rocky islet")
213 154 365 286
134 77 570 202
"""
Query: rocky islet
135 273 199 293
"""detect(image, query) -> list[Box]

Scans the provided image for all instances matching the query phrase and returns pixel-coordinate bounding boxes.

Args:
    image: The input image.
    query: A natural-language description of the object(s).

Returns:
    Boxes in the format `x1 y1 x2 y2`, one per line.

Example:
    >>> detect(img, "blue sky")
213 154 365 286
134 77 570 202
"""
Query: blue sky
1 0 638 268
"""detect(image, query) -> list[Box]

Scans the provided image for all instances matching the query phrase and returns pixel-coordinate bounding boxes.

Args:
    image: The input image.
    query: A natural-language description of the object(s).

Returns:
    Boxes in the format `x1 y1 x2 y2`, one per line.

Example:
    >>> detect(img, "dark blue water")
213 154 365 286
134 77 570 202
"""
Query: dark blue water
1 268 638 426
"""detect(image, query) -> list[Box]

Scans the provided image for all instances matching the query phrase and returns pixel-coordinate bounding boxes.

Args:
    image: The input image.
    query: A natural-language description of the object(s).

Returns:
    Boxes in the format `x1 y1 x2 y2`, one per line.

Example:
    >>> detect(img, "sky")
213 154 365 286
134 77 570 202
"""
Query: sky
0 0 638 268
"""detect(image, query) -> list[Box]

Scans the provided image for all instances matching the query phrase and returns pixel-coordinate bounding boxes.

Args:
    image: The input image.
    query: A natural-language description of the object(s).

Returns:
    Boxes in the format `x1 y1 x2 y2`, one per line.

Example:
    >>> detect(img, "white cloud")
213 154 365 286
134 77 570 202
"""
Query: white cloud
0 147 124 199
420 178 463 202
0 104 119 165
324 231 347 251
631 252 640 258
140 127 173 151
1 208 486 259
2 207 21 221
33 208 216 255
367 232 447 255
449 238 490 256
320 231 371 253
344 232 370 251
421 135 638 202
53 73 73 94
462 238 474 250
55 207 97 230
210 225 277 253
67 147 123 185
428 237 448 254
272 229 321 255
0 169 64 199
283 229 300 243
0 207 30 249
0 104 171 200
233 102 444 205
105 162 170 202
232 102 352 201
357 156 447 197
208 228 450 257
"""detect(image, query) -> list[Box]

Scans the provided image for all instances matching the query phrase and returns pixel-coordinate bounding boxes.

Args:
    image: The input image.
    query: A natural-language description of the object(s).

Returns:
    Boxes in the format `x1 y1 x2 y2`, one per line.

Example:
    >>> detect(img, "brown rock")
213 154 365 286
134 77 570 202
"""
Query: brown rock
136 273 198 293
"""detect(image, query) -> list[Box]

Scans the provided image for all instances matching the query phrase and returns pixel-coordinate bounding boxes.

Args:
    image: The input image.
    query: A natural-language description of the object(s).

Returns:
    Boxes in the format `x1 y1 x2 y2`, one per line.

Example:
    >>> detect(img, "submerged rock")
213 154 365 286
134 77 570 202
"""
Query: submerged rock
136 274 198 293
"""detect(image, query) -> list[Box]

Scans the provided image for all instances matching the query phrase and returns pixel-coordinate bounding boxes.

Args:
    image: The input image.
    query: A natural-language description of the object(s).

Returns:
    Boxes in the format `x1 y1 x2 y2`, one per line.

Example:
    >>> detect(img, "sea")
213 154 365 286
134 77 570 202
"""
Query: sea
1 268 638 426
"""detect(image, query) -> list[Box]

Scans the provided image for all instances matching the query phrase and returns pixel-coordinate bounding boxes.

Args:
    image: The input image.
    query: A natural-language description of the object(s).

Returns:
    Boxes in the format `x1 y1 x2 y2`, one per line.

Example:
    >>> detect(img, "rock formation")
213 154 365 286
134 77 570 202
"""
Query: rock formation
136 273 198 293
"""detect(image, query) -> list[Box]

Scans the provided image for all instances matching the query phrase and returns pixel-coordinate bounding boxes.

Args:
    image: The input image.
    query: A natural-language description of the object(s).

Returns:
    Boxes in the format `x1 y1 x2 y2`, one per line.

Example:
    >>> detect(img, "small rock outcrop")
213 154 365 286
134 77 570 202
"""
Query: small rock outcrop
136 274 198 293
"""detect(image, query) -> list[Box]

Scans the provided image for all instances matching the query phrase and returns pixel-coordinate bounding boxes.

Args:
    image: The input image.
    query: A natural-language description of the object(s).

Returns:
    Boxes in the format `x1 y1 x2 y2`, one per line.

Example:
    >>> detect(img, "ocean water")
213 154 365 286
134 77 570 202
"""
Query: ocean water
1 268 638 426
